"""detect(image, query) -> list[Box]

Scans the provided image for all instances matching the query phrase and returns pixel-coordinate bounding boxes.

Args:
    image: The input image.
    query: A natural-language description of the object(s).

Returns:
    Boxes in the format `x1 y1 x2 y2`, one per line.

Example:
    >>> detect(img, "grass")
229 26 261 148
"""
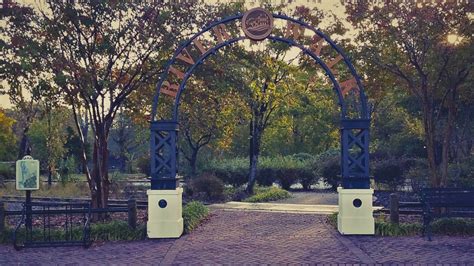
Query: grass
1 201 210 244
0 181 91 198
327 212 474 236
0 221 147 244
243 186 291 203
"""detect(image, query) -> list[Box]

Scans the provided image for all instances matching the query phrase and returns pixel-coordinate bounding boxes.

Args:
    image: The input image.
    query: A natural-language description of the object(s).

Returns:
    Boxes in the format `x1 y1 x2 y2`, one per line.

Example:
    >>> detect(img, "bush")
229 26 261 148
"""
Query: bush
256 167 275 187
375 220 422 236
204 156 317 190
0 163 15 180
183 201 209 233
312 149 341 190
448 157 474 188
58 156 80 184
328 213 474 237
405 159 430 191
243 186 291 202
91 221 146 241
259 156 316 190
431 218 474 235
372 158 406 190
203 158 248 187
299 168 317 190
136 155 151 177
1 221 147 244
188 173 225 201
292 153 314 161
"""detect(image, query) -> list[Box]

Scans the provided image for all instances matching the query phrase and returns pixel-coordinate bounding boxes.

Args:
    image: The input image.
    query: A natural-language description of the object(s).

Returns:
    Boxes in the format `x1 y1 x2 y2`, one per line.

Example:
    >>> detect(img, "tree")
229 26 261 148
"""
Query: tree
346 2 473 187
109 111 148 173
27 107 68 184
2 1 222 210
0 5 55 159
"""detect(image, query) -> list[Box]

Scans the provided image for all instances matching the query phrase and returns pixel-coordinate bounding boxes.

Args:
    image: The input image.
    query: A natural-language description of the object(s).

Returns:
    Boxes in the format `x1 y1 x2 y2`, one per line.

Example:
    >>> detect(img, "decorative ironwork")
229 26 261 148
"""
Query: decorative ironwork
341 119 370 189
150 121 179 190
150 9 372 190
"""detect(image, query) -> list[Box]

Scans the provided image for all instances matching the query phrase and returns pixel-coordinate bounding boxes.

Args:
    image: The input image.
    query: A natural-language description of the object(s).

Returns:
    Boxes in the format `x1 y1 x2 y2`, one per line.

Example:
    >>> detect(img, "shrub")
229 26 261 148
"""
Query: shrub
372 158 405 190
204 158 248 187
205 156 317 190
292 153 314 161
256 167 274 186
188 173 225 201
58 156 81 184
137 155 151 177
183 201 209 233
448 157 474 188
328 213 474 237
261 156 314 190
431 218 474 236
0 163 15 180
299 168 317 190
1 221 147 244
312 149 341 190
244 186 291 202
405 159 430 191
320 156 340 190
375 220 422 236
91 221 146 241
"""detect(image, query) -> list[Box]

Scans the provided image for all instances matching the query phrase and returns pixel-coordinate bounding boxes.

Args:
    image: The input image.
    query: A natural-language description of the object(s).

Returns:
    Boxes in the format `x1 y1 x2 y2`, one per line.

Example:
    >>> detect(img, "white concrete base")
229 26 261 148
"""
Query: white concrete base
337 187 374 235
147 188 183 238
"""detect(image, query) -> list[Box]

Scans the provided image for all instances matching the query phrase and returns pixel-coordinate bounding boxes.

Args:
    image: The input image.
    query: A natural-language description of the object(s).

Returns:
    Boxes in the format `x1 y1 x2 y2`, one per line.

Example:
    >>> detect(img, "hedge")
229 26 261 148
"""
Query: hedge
203 155 317 190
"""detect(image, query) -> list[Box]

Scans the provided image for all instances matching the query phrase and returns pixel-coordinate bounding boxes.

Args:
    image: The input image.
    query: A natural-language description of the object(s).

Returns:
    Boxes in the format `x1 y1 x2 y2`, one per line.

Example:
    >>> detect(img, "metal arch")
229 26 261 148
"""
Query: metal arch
273 14 370 119
171 35 347 121
150 11 372 190
151 12 370 121
150 13 243 120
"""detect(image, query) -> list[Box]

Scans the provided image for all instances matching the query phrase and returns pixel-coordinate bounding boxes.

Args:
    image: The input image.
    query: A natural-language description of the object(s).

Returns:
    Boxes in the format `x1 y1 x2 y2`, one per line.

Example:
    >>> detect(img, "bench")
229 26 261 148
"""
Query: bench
420 188 474 241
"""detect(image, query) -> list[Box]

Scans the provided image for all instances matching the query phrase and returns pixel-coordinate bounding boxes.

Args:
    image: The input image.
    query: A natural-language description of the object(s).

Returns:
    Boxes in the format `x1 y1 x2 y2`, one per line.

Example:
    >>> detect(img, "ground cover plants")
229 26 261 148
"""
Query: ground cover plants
327 212 474 236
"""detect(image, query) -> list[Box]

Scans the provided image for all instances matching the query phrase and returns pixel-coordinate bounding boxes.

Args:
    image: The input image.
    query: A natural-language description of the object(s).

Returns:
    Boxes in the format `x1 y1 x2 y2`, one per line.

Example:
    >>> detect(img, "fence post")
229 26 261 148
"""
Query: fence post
128 198 137 229
390 193 399 224
0 201 5 233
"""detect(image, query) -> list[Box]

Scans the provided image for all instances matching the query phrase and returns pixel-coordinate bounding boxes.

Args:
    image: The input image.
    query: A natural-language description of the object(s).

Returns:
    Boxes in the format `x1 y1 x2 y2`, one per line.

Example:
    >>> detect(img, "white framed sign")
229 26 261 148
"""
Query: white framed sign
16 155 40 190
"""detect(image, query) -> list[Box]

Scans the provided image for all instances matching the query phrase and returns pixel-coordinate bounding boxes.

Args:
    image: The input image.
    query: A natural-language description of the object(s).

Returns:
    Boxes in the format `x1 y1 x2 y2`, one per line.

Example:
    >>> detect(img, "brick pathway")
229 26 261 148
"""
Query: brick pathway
1 210 473 264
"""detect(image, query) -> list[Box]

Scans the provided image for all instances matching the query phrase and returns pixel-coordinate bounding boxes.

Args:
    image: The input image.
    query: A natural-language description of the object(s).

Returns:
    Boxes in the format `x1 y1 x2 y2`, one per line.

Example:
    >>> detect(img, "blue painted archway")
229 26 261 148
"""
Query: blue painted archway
150 10 371 190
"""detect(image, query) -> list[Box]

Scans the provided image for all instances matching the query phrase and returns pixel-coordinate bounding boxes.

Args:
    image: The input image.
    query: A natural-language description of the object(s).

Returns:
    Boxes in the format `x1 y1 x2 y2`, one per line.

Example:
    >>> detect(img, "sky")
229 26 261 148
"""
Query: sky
0 0 349 109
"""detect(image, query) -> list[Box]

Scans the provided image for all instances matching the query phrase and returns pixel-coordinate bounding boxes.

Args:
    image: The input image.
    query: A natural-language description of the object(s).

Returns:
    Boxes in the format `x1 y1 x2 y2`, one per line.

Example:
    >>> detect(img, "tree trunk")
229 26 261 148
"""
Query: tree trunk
246 111 261 195
421 86 441 188
90 131 110 219
190 148 198 176
18 126 31 159
440 88 456 187
81 112 89 174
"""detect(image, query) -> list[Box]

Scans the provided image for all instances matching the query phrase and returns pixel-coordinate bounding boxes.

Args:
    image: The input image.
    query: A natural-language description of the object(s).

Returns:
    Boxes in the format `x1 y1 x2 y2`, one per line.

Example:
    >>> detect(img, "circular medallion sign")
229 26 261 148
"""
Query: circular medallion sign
242 7 273 41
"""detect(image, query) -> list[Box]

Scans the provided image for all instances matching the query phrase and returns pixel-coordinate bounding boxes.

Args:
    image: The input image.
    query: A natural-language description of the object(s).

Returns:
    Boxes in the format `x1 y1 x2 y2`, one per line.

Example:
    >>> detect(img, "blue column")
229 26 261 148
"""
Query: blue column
341 119 370 189
150 120 179 190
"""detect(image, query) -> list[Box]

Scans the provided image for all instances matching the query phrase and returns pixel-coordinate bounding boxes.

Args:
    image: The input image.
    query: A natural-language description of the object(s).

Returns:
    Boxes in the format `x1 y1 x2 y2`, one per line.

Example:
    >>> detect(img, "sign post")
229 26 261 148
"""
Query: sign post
16 155 40 232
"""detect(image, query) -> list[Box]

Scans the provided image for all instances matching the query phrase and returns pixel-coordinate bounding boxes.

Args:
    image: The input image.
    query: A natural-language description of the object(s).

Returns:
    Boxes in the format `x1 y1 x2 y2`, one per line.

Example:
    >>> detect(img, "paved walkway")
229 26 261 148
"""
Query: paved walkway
210 201 382 214
276 191 339 205
210 201 339 214
1 210 473 264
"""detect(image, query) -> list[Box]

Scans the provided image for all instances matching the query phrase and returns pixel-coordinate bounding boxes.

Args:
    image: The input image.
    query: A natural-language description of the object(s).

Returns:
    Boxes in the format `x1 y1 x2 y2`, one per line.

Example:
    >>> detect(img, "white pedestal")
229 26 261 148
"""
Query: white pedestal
337 187 374 235
147 188 183 238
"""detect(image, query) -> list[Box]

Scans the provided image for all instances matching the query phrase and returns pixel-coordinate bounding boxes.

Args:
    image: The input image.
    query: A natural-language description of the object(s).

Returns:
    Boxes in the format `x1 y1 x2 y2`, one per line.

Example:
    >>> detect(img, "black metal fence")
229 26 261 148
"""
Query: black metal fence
0 197 140 249
13 202 92 250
